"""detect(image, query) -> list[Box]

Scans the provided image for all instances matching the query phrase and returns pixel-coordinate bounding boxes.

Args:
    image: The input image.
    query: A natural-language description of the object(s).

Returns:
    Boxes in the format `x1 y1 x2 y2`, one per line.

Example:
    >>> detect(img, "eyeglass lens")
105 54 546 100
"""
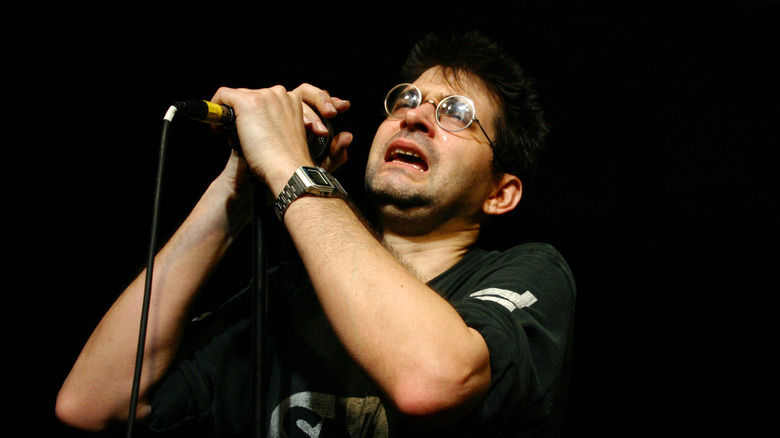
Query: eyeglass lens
437 97 474 132
385 84 421 117
385 84 475 133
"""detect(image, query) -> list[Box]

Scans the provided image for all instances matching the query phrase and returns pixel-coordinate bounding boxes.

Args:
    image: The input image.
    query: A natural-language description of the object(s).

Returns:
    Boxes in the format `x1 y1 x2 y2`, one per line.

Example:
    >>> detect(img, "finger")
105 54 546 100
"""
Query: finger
293 83 350 118
207 87 238 132
330 131 352 160
330 97 351 113
299 101 333 137
319 131 352 172
292 83 335 116
209 86 241 106
292 84 350 136
299 102 323 134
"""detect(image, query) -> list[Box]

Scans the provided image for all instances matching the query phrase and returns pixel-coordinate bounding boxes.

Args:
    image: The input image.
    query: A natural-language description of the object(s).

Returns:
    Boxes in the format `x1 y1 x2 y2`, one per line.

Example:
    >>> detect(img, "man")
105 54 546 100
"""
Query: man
57 31 575 437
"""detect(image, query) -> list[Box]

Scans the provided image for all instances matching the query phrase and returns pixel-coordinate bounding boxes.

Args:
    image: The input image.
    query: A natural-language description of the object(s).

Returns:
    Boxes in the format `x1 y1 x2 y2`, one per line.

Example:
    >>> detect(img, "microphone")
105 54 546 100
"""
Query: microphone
174 100 235 126
172 100 333 161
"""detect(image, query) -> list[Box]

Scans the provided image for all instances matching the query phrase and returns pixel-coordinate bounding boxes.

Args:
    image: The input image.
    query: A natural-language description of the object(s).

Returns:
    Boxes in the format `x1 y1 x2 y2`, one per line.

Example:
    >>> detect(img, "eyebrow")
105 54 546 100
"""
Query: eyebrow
421 90 459 105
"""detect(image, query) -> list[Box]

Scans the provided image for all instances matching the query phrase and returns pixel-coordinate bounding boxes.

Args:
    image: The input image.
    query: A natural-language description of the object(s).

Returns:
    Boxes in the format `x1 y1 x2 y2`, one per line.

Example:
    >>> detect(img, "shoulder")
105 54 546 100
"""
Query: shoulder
467 243 574 306
432 243 575 314
456 243 573 290
499 243 575 291
485 242 569 268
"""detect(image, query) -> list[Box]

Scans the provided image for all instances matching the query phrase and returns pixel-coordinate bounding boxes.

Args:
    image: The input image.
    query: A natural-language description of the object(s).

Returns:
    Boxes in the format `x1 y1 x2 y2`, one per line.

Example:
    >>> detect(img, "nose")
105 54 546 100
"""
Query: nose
400 100 437 135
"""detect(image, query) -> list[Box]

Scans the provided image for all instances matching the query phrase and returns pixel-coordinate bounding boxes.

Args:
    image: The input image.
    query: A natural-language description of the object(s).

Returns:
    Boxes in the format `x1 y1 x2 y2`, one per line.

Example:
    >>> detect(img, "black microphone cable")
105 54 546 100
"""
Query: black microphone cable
125 104 179 438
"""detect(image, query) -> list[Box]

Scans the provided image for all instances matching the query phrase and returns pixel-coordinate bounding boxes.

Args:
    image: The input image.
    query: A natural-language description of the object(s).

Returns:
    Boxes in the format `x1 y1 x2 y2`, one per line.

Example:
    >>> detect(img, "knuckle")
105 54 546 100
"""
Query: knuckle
246 93 264 107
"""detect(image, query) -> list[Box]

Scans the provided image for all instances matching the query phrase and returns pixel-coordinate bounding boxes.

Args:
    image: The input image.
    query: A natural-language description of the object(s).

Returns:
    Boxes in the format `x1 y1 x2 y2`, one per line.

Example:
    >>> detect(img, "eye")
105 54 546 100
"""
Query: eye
393 92 419 111
393 90 421 114
438 97 474 131
385 84 422 118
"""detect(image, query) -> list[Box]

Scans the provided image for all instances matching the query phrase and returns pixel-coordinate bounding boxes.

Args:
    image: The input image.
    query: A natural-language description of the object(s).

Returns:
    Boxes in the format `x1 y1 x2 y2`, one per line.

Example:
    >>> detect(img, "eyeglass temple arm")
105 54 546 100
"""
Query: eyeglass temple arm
473 118 495 148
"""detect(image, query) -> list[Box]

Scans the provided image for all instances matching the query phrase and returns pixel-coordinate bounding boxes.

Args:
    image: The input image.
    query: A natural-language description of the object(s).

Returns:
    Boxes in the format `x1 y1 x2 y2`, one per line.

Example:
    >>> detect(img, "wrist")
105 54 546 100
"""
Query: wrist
261 157 313 196
273 166 347 221
202 177 253 237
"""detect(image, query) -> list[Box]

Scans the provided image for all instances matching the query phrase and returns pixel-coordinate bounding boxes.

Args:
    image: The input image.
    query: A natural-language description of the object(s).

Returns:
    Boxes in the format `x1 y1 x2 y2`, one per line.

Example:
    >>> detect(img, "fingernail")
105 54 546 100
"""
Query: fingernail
303 115 312 124
315 120 327 132
326 102 337 114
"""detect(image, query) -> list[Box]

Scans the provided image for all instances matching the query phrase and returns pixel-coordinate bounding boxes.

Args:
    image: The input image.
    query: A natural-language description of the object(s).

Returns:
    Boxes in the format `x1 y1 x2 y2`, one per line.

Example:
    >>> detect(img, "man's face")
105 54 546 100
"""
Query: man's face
365 67 500 233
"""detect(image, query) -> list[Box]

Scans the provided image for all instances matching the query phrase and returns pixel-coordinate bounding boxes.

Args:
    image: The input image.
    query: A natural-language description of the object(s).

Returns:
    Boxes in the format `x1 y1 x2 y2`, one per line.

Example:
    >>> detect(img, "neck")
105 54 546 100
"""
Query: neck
380 225 480 283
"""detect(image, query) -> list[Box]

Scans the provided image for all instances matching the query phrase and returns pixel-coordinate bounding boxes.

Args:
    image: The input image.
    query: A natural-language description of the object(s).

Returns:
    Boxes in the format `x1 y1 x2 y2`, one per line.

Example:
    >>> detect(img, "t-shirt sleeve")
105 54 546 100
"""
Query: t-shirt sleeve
147 288 253 436
452 244 576 435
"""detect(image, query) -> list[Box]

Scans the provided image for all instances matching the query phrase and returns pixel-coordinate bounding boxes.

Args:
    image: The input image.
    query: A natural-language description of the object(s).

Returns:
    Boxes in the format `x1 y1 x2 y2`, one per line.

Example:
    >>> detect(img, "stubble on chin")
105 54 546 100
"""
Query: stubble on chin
364 177 431 211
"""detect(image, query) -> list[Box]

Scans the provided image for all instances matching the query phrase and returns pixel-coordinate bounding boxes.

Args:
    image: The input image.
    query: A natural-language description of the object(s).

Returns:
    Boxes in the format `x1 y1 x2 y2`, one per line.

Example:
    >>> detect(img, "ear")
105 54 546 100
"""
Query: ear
482 173 522 216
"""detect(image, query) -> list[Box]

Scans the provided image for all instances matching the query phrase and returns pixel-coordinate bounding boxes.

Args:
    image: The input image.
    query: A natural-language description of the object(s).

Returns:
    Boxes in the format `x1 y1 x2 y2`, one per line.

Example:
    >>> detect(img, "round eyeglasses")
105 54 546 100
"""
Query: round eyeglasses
383 83 495 147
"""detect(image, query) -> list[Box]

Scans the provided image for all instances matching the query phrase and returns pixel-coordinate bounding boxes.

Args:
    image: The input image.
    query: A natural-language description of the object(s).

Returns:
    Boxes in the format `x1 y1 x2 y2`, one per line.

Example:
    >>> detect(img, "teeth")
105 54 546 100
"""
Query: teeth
391 148 421 159
387 147 427 171
396 150 420 158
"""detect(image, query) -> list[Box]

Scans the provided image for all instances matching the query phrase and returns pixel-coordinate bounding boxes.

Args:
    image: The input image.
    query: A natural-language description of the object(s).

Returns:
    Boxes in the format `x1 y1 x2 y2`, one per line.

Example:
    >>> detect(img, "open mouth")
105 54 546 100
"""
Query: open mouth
386 147 429 172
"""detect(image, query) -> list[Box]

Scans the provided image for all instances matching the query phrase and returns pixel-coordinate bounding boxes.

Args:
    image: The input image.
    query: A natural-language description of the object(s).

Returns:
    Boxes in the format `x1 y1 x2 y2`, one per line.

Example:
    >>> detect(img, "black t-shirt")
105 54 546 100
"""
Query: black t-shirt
147 243 575 437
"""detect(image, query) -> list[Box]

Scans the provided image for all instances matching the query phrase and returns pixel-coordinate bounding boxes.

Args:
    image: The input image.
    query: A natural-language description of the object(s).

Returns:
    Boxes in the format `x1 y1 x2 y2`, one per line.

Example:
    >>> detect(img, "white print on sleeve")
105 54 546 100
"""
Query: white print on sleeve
470 288 537 312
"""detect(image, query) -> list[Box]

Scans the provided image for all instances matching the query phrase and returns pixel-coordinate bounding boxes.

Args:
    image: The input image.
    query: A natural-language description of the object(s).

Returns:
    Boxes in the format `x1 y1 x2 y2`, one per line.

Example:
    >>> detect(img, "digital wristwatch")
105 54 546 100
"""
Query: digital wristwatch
274 166 346 221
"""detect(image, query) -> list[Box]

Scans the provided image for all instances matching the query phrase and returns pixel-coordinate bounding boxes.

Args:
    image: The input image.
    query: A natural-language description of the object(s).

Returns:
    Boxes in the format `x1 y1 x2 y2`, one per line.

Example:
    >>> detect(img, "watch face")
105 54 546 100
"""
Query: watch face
304 167 330 186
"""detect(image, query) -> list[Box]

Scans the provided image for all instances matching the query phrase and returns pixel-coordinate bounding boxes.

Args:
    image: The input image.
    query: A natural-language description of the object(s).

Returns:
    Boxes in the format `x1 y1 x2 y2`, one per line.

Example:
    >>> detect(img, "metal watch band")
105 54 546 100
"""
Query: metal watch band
274 166 346 221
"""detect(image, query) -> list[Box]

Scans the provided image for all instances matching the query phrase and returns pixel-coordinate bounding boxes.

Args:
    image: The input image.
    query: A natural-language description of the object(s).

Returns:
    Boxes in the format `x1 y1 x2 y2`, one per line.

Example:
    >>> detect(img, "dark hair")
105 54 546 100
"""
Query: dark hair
401 31 548 181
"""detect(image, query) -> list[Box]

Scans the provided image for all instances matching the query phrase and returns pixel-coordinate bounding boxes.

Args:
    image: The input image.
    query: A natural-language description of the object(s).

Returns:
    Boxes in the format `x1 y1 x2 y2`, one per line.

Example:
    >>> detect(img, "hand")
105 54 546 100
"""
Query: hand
292 83 352 172
209 86 307 191
210 84 352 193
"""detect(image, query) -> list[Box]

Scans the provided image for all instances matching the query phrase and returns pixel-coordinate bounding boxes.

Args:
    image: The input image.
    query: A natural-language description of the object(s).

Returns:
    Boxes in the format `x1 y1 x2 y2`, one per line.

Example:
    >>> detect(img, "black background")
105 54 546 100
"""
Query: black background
5 1 778 436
